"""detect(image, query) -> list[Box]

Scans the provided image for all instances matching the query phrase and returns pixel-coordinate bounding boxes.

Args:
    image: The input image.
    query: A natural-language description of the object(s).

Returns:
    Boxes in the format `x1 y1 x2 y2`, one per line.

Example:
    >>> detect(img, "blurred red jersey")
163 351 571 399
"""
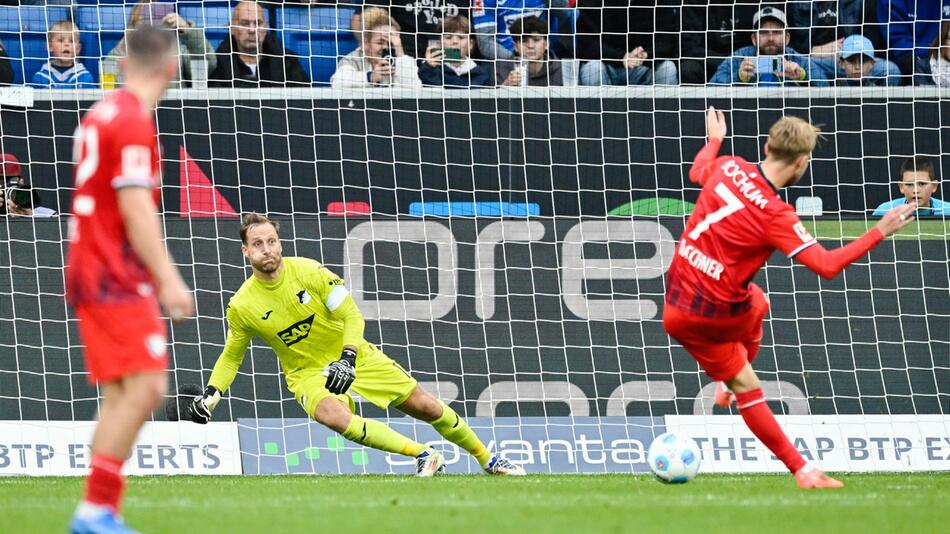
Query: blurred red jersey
665 140 817 317
66 89 162 306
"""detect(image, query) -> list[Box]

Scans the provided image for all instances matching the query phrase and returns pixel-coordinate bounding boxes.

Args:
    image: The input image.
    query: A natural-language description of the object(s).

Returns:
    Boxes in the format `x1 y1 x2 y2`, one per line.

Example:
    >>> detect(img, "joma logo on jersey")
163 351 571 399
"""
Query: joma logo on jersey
277 314 315 346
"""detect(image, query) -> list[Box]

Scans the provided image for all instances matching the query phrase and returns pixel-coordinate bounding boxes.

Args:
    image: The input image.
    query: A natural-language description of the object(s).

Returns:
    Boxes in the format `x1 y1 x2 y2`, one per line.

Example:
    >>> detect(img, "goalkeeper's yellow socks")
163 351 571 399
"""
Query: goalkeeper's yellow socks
342 414 426 457
430 400 493 467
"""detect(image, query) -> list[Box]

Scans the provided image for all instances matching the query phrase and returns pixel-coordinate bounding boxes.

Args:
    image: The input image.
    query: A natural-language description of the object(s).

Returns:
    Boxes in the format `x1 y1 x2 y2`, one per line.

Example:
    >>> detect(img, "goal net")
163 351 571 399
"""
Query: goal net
0 1 947 476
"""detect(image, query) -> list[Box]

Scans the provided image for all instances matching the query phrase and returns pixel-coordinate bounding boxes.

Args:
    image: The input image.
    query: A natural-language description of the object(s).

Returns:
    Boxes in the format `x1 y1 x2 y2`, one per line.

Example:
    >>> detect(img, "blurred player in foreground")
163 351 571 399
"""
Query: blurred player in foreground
664 107 916 489
66 25 194 533
183 213 525 477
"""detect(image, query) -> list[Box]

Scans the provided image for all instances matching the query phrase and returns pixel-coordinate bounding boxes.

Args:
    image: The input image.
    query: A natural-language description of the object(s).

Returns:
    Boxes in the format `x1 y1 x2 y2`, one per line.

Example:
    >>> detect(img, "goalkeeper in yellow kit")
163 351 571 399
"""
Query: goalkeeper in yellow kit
185 213 524 476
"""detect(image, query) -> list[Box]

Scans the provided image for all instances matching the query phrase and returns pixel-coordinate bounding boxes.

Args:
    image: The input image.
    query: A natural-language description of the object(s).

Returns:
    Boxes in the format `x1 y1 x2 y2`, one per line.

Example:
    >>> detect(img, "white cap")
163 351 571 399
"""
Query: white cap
752 7 787 29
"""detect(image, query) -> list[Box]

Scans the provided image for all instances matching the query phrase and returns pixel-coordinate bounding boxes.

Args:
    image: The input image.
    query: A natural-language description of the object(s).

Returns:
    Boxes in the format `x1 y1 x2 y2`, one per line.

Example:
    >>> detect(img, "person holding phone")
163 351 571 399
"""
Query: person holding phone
418 15 491 88
332 7 422 88
710 7 828 86
495 16 563 87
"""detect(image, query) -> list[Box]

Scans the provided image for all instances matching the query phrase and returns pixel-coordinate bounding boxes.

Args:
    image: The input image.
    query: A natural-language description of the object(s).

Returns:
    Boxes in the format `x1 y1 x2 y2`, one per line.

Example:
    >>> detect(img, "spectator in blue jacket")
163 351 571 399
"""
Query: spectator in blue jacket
814 35 901 86
877 0 950 77
710 7 825 86
30 21 96 89
419 15 492 87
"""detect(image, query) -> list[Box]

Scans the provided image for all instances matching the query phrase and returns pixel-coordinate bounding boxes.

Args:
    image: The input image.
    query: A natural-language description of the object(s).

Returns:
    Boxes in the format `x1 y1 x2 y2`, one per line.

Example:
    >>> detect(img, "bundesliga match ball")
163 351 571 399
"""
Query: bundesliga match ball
647 432 702 484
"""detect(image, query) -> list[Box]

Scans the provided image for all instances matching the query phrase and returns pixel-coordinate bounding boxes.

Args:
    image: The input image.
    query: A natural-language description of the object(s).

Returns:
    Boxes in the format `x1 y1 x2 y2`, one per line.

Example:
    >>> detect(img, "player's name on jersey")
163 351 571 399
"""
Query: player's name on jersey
722 160 769 209
677 242 724 281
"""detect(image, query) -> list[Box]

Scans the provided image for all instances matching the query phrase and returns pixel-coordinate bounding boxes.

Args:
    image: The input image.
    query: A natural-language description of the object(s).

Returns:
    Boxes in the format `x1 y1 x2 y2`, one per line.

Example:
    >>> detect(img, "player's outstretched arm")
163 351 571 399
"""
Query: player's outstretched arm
793 203 916 280
689 107 727 186
322 289 365 395
117 187 193 321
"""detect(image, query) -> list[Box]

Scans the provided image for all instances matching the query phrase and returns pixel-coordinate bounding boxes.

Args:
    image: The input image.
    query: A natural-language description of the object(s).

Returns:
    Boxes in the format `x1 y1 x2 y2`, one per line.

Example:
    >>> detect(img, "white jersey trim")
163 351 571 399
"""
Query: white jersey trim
787 239 818 258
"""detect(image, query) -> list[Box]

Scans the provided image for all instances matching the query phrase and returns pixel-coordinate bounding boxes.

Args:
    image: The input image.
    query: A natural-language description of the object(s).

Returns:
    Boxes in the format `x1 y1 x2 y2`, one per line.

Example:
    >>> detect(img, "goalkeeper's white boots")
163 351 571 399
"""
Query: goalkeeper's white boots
484 455 527 476
415 448 446 477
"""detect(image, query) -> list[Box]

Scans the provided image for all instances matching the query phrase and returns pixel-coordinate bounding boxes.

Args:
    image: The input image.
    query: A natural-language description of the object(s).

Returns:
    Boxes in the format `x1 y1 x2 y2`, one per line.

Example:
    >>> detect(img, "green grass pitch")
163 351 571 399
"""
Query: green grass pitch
2 473 946 533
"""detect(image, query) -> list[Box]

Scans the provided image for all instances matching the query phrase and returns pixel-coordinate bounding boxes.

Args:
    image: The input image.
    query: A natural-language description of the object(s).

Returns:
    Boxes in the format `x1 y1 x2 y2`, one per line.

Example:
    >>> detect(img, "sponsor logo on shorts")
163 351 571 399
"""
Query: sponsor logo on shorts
278 314 315 346
145 333 166 359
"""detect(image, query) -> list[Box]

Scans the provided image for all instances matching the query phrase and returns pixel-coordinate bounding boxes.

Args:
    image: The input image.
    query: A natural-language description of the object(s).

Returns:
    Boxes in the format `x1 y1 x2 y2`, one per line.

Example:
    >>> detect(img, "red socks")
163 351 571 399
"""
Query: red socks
84 454 125 512
736 388 806 474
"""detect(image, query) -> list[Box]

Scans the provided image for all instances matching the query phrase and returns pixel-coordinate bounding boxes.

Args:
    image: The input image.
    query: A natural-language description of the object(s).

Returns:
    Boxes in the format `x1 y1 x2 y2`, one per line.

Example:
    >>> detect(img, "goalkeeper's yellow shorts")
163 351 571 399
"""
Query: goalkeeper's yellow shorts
294 343 417 419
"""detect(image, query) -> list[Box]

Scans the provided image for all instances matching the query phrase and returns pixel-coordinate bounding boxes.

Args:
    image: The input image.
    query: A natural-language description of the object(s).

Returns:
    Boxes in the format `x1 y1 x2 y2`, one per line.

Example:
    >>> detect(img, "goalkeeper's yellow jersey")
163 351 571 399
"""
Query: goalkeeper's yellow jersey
207 256 367 395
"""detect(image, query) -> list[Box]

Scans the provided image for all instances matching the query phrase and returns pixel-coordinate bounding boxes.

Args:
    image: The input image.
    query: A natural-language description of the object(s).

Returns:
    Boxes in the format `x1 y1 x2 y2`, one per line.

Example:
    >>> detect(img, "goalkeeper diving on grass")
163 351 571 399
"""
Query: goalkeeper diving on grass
178 212 524 476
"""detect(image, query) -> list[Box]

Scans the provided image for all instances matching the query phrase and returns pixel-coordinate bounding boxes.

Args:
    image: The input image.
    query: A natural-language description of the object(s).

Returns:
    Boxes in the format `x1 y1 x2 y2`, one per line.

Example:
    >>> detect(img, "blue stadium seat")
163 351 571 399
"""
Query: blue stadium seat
179 5 231 51
0 6 70 84
277 7 358 86
0 6 70 32
76 5 131 33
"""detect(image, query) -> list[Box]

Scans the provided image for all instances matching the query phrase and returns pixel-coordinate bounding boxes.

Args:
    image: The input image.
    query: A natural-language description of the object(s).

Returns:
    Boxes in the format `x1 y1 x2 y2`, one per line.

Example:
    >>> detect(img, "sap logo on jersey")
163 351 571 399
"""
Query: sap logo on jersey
278 314 315 346
720 160 769 209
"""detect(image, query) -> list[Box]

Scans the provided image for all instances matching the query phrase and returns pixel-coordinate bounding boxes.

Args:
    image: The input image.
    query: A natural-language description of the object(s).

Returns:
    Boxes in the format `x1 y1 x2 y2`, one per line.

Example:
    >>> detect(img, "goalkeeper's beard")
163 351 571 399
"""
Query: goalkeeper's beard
252 254 282 274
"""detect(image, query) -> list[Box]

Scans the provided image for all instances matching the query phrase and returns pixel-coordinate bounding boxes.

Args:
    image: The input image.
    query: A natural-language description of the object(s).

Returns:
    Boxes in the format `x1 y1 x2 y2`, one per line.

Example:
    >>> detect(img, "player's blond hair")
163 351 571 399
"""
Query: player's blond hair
766 116 821 163
47 20 79 43
240 212 280 244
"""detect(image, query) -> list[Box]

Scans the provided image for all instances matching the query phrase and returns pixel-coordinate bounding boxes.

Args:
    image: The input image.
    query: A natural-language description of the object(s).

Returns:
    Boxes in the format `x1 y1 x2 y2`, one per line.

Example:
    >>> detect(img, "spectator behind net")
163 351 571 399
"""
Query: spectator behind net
360 0 474 61
873 156 949 216
814 34 901 86
495 16 563 87
710 7 826 86
419 15 492 88
31 21 95 88
100 0 217 89
679 0 774 85
576 0 679 86
209 0 310 87
0 153 56 217
331 7 421 88
0 36 14 85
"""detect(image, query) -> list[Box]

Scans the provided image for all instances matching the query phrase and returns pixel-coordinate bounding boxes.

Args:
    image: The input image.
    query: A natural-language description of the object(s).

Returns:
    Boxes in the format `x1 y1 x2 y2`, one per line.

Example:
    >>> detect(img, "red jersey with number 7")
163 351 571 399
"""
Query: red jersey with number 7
66 89 162 306
665 139 818 318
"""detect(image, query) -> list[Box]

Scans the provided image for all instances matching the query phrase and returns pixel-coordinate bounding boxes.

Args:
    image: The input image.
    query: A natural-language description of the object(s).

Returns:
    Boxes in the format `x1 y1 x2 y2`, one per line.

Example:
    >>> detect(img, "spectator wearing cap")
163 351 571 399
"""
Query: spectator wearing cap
680 0 766 85
710 7 827 86
1 154 56 218
814 35 901 86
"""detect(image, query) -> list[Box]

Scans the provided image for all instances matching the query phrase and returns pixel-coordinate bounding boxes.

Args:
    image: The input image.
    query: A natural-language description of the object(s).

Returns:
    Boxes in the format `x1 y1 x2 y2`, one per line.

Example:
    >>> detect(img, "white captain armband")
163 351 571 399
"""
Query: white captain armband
325 285 349 311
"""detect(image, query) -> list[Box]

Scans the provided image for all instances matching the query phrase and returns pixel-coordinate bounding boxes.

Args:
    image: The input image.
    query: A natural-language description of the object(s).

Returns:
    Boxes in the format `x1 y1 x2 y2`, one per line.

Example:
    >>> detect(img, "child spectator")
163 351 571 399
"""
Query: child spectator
331 7 421 88
873 156 949 216
30 21 95 89
495 16 563 87
419 15 492 88
360 1 474 61
814 35 901 86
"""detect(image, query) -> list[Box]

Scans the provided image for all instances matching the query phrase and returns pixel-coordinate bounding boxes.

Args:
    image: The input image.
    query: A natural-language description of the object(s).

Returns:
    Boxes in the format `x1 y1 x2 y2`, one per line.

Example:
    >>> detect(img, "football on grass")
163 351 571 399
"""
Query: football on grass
647 432 702 483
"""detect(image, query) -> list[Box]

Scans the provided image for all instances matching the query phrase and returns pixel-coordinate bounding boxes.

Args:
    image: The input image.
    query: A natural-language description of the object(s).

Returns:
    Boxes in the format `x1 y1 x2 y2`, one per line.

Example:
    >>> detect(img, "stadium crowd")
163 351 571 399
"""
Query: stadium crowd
1 1 950 88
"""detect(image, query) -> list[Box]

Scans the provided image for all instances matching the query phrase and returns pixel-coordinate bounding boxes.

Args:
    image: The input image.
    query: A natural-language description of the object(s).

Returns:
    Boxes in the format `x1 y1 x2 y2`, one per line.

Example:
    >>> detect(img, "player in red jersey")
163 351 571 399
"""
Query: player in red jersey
66 26 193 534
664 107 916 489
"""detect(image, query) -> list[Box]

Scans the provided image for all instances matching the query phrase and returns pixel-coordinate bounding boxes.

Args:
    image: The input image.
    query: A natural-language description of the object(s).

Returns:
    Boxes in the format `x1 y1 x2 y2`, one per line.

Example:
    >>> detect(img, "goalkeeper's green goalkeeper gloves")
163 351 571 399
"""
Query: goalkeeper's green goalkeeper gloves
188 386 221 424
322 348 357 395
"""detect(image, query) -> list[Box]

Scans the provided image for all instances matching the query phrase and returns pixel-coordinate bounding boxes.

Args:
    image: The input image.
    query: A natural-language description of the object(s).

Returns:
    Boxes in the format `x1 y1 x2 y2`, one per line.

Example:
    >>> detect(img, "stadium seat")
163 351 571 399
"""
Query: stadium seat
76 5 132 33
277 7 358 86
178 5 232 51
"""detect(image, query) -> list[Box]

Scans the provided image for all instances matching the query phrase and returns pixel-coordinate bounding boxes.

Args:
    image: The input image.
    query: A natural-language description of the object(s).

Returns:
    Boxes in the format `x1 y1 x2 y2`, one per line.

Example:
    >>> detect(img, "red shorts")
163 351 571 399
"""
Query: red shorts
663 284 770 381
76 299 167 384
